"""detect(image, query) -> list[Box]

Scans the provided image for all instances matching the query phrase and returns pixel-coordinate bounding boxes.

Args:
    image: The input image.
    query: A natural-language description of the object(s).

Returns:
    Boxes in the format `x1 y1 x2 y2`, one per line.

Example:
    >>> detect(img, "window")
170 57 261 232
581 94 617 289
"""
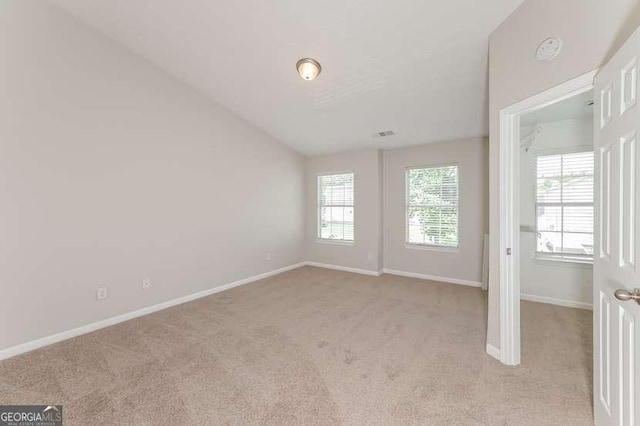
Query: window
536 150 594 260
318 173 354 242
406 165 459 248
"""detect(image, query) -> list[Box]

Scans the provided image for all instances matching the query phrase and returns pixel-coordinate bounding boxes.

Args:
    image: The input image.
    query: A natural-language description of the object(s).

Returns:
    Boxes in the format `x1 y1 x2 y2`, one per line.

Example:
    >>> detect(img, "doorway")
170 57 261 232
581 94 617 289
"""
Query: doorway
519 90 594 308
516 89 595 397
497 70 597 366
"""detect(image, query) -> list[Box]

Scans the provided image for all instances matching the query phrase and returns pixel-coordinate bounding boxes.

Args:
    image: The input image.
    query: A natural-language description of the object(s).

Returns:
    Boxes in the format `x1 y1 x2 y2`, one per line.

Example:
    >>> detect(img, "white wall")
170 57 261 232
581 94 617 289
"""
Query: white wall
519 118 593 308
383 138 489 284
305 139 489 284
0 1 305 351
487 0 640 350
305 149 383 273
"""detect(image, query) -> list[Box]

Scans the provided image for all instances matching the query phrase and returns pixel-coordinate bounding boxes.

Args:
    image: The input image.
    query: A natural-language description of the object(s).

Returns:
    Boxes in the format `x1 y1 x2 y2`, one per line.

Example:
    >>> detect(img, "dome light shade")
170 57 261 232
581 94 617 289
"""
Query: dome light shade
296 58 321 81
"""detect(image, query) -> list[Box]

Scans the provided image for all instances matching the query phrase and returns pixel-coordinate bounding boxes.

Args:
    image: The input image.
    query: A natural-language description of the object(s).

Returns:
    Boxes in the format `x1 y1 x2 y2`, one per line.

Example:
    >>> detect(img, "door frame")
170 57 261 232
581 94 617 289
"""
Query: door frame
497 69 598 366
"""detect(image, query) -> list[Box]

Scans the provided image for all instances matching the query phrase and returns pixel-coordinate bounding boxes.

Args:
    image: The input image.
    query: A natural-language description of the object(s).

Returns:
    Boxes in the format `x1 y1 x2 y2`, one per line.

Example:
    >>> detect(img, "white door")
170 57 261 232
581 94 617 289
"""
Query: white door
594 26 640 426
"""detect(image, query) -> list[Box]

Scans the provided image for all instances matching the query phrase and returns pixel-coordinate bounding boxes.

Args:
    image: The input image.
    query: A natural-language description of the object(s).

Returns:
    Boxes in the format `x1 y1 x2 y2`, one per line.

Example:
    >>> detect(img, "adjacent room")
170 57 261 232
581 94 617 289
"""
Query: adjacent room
517 91 595 393
1 1 639 425
519 91 594 310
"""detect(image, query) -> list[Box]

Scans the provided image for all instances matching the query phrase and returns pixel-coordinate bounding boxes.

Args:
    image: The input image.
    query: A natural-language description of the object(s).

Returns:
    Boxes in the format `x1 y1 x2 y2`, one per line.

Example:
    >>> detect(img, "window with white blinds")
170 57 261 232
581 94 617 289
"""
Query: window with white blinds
406 165 459 247
318 173 354 242
536 150 594 260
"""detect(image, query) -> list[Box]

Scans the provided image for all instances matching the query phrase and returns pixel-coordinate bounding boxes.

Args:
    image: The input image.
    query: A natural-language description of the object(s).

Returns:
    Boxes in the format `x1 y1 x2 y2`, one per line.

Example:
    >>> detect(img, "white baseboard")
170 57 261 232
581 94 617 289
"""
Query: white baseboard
304 261 382 277
381 268 482 288
520 293 592 310
0 262 306 361
486 343 501 361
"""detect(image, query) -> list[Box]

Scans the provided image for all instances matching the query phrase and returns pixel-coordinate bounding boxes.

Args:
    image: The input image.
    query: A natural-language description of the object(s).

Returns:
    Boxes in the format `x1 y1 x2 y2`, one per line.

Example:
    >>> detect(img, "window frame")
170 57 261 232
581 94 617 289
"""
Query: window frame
405 163 460 251
533 147 594 264
316 171 355 244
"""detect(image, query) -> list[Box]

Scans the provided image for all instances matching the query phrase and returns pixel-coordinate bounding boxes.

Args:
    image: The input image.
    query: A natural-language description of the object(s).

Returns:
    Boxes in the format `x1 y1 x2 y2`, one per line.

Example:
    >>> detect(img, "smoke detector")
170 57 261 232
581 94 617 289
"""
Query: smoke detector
375 130 395 138
536 38 563 61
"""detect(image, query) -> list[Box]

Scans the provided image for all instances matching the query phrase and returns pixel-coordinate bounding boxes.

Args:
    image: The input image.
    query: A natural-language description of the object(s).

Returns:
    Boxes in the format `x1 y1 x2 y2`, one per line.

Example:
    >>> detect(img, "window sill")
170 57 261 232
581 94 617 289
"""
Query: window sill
316 239 354 246
405 243 460 253
533 254 593 267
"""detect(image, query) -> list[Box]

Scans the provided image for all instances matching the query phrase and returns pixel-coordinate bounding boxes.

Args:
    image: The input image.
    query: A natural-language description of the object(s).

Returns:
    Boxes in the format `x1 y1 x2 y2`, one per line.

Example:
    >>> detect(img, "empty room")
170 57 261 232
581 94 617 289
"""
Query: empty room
1 1 639 425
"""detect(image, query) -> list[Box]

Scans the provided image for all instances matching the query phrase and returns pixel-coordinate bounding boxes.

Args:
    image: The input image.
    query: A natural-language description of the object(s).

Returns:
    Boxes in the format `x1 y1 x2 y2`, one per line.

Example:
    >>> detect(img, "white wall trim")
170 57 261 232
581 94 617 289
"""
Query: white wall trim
382 268 482 287
302 262 482 287
521 293 592 311
0 262 306 361
304 261 382 276
497 69 598 367
486 343 501 361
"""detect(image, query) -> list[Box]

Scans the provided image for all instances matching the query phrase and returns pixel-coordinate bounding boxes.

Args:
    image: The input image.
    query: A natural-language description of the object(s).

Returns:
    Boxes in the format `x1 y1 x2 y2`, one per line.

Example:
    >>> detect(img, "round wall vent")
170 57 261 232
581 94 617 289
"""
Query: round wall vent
536 38 563 61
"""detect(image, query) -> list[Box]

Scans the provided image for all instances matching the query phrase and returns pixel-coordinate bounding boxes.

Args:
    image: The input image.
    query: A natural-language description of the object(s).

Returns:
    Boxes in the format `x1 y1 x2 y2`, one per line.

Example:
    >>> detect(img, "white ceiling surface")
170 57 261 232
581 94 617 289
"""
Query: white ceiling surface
521 90 594 126
51 0 525 155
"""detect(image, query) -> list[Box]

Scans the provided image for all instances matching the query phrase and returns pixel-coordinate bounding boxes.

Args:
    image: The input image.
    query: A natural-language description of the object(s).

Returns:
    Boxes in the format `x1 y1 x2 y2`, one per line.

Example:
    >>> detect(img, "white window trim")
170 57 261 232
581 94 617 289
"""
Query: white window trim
317 171 355 243
404 243 460 253
315 238 354 246
533 253 593 266
404 163 460 250
534 149 594 264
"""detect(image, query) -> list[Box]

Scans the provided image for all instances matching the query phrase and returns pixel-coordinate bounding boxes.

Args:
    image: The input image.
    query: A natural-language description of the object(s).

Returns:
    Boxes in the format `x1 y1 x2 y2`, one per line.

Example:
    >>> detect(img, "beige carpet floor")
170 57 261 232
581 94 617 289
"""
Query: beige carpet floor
0 266 593 425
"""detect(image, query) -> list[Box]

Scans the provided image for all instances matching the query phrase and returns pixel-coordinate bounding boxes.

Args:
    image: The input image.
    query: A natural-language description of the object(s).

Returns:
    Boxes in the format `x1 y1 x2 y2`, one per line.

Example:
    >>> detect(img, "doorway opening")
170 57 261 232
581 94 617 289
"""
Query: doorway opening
497 70 597 366
517 90 595 384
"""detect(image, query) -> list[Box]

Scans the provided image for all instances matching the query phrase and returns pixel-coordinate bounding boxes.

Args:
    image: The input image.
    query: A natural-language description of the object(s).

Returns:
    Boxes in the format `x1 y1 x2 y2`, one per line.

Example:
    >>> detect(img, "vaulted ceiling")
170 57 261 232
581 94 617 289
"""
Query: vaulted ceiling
51 0 525 155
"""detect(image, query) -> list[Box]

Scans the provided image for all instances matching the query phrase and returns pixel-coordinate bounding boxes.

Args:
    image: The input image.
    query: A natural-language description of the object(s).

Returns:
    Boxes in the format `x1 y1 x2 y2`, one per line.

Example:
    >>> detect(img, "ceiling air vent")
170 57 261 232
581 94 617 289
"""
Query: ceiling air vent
376 130 395 137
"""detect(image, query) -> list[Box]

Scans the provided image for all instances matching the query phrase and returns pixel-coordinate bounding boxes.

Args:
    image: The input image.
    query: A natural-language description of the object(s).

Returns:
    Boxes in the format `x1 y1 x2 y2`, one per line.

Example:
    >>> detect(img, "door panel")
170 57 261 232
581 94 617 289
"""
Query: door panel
620 132 636 270
594 25 640 426
600 144 612 260
619 307 634 425
599 291 612 416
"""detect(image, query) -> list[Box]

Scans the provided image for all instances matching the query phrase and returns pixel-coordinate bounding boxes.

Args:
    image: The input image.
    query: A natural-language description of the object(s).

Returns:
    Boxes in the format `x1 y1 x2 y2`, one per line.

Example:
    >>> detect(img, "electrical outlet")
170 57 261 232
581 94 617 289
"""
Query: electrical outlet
266 252 272 261
142 278 151 290
96 287 108 301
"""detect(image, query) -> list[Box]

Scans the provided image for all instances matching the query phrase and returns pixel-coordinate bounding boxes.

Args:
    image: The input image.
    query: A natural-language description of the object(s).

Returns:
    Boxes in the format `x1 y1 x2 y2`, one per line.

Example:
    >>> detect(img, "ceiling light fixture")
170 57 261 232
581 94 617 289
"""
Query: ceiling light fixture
296 58 321 81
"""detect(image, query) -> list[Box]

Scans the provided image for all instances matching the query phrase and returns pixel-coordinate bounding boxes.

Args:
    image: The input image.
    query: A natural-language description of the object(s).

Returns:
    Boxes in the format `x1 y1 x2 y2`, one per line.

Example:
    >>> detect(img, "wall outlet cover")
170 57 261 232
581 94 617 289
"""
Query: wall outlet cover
96 287 108 300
